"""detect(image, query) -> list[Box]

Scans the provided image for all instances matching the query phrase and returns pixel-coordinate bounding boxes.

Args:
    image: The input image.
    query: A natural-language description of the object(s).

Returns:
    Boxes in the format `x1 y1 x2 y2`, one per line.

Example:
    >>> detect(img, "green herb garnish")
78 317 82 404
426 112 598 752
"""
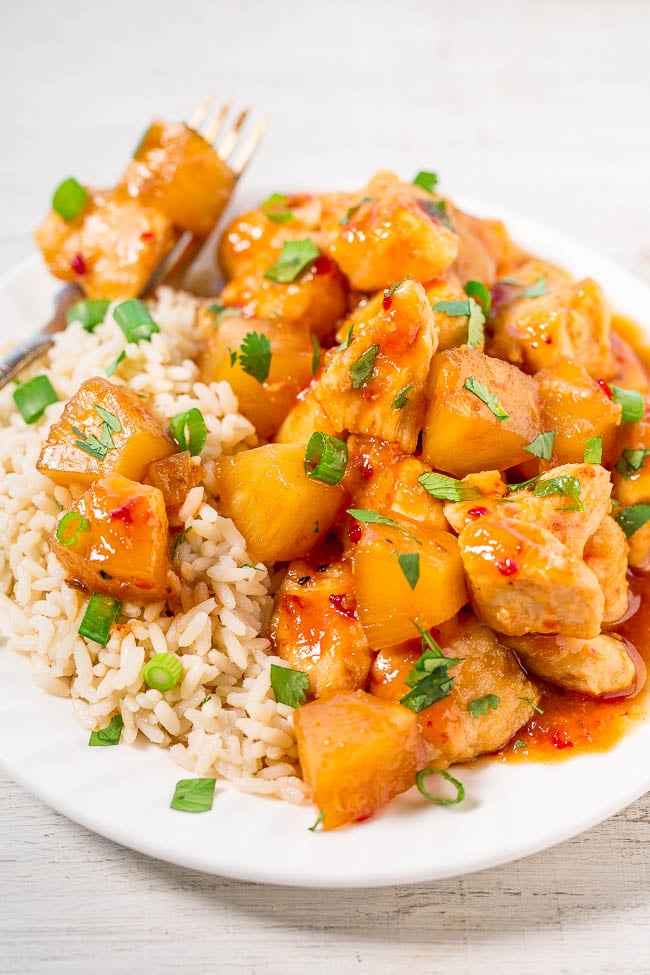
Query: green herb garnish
311 333 321 375
304 432 348 485
52 177 88 221
169 407 207 455
55 511 90 547
13 375 59 424
533 475 584 511
270 663 309 708
467 694 500 717
413 171 439 193
78 594 121 646
399 626 461 713
415 768 465 805
524 431 555 461
106 351 126 377
463 378 509 420
522 276 549 298
143 653 184 692
308 810 326 832
264 239 320 283
67 299 110 331
464 280 491 318
170 777 216 813
584 436 603 464
520 696 544 715
397 552 420 590
418 471 481 502
346 509 422 545
350 344 379 389
338 323 354 350
208 303 243 327
339 196 372 225
88 714 123 747
238 332 272 383
391 384 413 410
611 385 644 423
114 299 160 343
420 198 454 230
615 503 650 538
615 447 650 478
513 739 526 750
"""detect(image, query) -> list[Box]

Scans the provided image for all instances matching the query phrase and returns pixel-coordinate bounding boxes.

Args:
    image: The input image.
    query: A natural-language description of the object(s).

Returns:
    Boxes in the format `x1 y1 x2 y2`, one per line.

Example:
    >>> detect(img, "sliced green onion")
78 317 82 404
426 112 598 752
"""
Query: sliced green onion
13 375 59 424
78 594 121 646
261 193 293 223
398 552 420 590
415 767 465 805
611 385 644 423
304 432 348 485
168 408 207 455
143 652 184 692
66 299 110 331
464 280 491 318
52 177 89 221
413 171 439 193
88 714 123 747
524 431 556 461
114 299 160 343
170 777 216 813
55 511 90 547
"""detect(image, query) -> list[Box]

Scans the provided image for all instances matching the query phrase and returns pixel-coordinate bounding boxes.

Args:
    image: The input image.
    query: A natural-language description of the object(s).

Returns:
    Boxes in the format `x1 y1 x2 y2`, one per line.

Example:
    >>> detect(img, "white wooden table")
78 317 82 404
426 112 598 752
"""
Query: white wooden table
1 1 649 971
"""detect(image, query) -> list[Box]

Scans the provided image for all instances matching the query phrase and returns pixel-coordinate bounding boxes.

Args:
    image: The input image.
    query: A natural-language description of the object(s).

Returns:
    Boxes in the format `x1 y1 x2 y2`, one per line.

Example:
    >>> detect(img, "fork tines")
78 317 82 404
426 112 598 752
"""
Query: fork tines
190 96 266 176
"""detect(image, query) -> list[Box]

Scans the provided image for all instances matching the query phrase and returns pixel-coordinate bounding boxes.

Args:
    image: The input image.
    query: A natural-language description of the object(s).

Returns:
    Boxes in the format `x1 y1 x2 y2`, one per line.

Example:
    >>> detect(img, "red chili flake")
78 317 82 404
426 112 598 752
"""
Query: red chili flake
70 253 88 275
360 456 374 481
348 522 362 544
496 557 519 576
382 294 392 311
110 501 136 525
329 593 357 618
140 231 155 243
467 506 490 520
596 378 613 399
551 731 574 750
312 255 335 276
544 336 553 345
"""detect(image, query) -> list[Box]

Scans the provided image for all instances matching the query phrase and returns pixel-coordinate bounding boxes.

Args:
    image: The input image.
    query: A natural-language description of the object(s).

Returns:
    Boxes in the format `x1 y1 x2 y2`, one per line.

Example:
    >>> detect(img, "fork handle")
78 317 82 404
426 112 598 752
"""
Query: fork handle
0 284 82 391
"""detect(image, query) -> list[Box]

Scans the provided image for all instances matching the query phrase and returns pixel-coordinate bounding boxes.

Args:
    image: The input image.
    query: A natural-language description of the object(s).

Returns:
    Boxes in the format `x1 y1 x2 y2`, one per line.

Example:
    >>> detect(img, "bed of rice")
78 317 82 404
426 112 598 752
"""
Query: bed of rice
0 287 307 805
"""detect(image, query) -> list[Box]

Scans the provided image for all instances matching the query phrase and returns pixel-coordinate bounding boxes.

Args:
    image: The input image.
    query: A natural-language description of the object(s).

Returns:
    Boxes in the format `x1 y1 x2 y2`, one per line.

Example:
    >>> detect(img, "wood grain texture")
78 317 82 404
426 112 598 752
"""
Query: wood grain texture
1 0 650 972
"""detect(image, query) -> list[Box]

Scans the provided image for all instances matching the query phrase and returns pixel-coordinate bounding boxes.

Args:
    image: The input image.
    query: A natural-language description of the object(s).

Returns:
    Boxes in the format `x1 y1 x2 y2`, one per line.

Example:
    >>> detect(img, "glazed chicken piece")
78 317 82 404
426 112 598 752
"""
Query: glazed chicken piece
314 278 437 453
270 558 371 699
488 259 614 378
322 170 459 291
370 614 541 767
583 516 629 623
422 346 541 477
35 187 176 299
609 331 650 393
450 210 525 287
444 463 613 557
143 450 203 529
425 271 483 351
505 633 637 697
274 385 339 446
121 119 235 238
458 515 604 638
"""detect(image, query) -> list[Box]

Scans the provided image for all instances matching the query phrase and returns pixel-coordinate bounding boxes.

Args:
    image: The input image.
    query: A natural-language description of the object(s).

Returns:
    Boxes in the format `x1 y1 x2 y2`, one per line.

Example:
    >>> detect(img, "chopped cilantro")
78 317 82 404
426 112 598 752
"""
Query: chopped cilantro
270 663 309 708
418 471 481 502
584 436 603 464
615 503 650 538
522 276 549 298
463 377 509 420
264 239 320 283
238 332 272 383
520 696 544 715
533 475 584 511
467 694 500 717
397 552 420 590
391 384 413 410
524 431 555 461
350 344 379 389
413 171 439 193
346 508 422 545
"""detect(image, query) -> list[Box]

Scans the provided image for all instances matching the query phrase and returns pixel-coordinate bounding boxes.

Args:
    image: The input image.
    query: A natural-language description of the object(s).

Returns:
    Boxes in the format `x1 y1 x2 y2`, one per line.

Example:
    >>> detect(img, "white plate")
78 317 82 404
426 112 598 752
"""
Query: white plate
1 194 649 888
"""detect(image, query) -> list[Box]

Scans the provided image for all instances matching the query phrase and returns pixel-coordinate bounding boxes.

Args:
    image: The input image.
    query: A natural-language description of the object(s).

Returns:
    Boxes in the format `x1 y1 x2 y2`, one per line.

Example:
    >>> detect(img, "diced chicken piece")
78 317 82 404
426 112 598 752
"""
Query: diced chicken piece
274 384 339 445
37 377 174 488
323 170 459 291
351 516 467 649
627 520 650 571
537 361 622 466
35 188 176 299
121 119 235 238
451 210 527 286
294 689 420 830
583 516 629 623
370 614 540 767
315 278 436 453
220 255 348 342
458 515 604 637
422 347 541 477
343 436 448 529
143 451 203 528
425 271 481 351
217 444 345 563
51 475 172 602
270 559 371 698
199 314 314 439
505 633 636 697
489 259 613 378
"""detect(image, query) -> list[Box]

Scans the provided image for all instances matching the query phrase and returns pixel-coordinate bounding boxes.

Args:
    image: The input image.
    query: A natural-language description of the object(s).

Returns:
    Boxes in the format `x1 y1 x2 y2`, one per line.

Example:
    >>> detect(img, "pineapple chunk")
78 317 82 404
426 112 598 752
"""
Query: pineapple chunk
315 278 436 453
422 347 541 477
458 515 604 637
35 188 176 299
51 475 172 602
199 315 313 439
612 396 650 506
220 255 348 341
274 386 339 445
294 689 420 830
609 331 649 392
323 170 458 290
37 377 174 488
121 119 235 238
270 559 371 698
216 444 345 563
351 517 467 649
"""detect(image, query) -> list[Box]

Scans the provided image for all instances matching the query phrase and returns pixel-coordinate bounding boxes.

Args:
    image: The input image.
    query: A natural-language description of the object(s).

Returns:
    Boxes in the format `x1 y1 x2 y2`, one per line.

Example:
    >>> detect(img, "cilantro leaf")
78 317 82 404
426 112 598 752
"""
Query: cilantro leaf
398 552 420 590
399 638 461 713
105 350 125 377
346 508 422 545
88 714 123 747
338 323 354 349
270 663 309 708
238 332 272 383
533 475 584 511
524 431 555 461
584 436 603 464
208 303 243 327
522 275 549 298
391 384 413 410
311 333 321 375
350 344 379 389
615 447 650 478
431 297 486 347
308 810 326 832
520 696 544 715
611 385 644 423
615 503 650 538
513 739 526 750
72 425 108 461
418 471 481 502
170 777 216 813
463 377 510 420
467 694 500 718
420 197 454 230
339 196 372 226
432 299 471 317
264 239 320 283
464 280 491 318
413 171 439 193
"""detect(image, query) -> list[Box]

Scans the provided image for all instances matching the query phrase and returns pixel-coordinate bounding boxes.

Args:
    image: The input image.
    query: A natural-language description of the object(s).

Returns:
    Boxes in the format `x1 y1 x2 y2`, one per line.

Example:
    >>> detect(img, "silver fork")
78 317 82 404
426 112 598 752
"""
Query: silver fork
0 98 266 390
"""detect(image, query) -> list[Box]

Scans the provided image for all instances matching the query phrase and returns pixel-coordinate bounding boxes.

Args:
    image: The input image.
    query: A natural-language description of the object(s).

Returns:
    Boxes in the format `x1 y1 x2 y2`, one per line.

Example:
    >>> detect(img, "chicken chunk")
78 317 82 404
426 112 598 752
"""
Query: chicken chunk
489 260 613 378
274 385 339 446
315 278 436 453
505 633 636 697
323 170 459 291
270 559 371 699
35 188 176 299
458 515 605 637
370 614 540 767
451 210 526 286
627 520 650 571
582 516 629 622
425 271 482 351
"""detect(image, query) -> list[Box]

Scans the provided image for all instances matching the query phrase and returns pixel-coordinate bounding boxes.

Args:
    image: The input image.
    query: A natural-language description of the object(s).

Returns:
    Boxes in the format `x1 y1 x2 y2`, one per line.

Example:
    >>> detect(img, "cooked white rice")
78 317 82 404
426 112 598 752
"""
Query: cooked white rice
0 287 307 804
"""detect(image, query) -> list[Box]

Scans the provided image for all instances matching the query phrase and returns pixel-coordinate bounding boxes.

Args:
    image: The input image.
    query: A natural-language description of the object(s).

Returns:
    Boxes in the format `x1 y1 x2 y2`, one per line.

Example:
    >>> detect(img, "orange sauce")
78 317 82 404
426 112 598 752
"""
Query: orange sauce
612 313 650 374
